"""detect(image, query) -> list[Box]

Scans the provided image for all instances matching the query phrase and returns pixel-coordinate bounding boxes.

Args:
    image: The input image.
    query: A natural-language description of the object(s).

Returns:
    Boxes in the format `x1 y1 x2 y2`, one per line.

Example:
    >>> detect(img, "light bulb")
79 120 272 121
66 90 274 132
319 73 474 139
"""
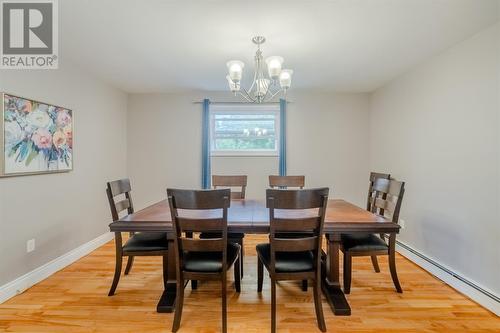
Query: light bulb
265 56 284 79
279 69 293 89
226 60 244 82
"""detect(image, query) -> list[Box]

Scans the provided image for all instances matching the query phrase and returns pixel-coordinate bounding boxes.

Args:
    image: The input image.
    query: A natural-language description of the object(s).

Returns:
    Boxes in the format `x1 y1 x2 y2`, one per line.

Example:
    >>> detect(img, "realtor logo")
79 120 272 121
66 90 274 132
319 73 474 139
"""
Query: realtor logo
1 0 58 69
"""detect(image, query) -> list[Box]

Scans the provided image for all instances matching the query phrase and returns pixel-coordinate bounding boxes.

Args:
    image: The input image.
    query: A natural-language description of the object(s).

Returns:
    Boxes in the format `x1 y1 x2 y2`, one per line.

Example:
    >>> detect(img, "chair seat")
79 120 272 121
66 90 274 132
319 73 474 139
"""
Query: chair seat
256 243 314 273
199 232 245 239
341 233 388 252
184 243 240 272
123 232 168 252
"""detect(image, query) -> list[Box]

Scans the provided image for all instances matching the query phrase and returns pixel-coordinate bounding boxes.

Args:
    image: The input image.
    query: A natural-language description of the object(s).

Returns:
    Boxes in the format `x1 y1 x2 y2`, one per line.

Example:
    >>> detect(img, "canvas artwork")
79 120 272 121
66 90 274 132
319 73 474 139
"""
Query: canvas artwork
1 93 73 176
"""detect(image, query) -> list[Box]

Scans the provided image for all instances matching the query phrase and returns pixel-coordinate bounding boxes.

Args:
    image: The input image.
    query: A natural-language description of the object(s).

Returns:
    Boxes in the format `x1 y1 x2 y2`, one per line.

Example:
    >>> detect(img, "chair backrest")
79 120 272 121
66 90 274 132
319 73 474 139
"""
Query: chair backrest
167 189 231 271
367 172 390 210
106 179 134 221
269 175 305 189
212 175 247 199
369 178 405 223
266 188 329 274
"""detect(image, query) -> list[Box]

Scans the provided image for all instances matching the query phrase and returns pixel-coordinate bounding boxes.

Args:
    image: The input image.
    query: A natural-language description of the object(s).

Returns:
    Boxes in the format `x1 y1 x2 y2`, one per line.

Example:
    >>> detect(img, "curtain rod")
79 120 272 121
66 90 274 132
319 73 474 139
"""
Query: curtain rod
192 101 292 104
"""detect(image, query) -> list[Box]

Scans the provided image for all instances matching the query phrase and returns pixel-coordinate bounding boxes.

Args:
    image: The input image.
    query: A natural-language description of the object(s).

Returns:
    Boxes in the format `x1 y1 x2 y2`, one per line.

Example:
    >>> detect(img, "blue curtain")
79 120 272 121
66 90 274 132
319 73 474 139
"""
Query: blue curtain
279 98 287 176
201 99 211 189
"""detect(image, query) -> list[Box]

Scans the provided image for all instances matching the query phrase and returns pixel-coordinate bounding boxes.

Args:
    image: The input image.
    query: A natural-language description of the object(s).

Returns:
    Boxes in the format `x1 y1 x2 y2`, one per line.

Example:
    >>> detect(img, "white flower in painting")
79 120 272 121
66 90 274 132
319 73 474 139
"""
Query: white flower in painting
26 109 52 129
4 121 24 147
56 110 71 127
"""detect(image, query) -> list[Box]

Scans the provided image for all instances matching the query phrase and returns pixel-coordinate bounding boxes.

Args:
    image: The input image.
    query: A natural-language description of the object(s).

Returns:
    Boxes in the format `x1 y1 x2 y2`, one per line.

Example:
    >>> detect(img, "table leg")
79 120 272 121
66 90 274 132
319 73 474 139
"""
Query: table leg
322 233 351 316
157 235 177 313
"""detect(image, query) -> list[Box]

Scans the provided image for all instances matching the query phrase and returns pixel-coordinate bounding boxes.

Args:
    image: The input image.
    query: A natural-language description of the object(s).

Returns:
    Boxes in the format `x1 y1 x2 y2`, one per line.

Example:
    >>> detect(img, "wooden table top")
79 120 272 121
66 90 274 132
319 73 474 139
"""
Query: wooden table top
109 199 399 234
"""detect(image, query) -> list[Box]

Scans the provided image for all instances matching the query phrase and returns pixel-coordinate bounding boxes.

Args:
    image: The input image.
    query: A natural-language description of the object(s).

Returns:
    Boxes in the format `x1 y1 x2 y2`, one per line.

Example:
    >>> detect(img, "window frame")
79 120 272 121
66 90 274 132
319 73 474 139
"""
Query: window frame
209 104 280 157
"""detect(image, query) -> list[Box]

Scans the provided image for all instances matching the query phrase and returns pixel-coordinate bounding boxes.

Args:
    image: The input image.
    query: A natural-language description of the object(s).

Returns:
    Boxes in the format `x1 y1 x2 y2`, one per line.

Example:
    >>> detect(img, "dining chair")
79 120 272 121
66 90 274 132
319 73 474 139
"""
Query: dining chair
341 178 405 294
256 188 329 333
199 175 247 281
269 175 305 189
167 188 241 333
106 179 168 296
269 174 309 291
366 172 390 272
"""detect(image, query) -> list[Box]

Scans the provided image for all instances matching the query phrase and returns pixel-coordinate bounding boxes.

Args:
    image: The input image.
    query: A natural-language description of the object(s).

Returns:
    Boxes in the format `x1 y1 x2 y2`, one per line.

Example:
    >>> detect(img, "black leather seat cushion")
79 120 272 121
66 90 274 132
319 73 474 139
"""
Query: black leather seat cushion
183 243 240 272
199 232 245 239
123 232 168 252
256 243 314 273
341 233 388 252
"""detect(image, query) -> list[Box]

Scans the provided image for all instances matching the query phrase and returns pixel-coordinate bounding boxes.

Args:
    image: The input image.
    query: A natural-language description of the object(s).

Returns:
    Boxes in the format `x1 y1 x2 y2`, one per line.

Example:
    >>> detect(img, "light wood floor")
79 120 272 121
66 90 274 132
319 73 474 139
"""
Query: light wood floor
0 235 498 332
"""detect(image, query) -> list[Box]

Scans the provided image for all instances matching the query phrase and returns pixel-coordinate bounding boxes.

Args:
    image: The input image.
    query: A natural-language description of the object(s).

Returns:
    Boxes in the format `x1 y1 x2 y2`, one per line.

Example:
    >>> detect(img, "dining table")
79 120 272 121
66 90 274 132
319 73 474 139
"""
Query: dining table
109 198 399 316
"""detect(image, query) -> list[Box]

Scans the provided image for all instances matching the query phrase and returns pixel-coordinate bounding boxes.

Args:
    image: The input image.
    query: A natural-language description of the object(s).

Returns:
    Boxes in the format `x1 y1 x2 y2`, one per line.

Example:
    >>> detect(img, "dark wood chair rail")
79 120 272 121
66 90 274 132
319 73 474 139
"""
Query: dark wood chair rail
269 175 305 189
212 175 248 199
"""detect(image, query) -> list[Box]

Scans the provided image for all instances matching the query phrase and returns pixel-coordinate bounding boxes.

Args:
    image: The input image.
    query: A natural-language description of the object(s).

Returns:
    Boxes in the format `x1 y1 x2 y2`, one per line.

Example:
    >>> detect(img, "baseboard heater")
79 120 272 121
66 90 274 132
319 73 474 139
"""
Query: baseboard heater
396 240 500 304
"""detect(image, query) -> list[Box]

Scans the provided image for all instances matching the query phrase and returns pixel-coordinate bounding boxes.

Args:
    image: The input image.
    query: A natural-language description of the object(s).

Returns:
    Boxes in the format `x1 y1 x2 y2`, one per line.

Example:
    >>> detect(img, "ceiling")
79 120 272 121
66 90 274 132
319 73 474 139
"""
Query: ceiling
60 0 499 93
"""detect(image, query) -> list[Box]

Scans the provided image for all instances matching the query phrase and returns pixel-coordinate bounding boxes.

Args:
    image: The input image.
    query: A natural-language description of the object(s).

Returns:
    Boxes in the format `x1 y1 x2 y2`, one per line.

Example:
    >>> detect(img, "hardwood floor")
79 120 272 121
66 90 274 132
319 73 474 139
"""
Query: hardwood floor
0 235 498 332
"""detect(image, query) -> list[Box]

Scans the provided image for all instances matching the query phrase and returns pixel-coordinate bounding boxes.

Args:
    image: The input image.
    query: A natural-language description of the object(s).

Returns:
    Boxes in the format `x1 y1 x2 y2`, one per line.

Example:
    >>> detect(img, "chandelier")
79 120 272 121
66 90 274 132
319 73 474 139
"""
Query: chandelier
226 36 293 103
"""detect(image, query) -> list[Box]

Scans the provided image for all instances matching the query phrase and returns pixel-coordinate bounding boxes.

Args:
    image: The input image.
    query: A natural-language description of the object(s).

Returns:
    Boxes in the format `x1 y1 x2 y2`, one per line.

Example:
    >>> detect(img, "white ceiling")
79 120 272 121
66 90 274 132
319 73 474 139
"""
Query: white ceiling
60 0 499 93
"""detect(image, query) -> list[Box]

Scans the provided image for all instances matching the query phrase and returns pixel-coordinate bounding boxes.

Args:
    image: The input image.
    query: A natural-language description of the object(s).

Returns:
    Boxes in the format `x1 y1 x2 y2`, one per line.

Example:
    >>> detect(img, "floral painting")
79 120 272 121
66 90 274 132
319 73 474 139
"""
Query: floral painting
1 93 73 176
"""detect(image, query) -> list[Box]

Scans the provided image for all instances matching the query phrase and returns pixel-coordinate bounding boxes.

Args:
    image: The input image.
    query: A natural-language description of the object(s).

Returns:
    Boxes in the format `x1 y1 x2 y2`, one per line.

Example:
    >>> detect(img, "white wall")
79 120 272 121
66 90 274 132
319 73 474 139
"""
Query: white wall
369 23 500 296
127 91 370 207
287 92 370 205
0 61 128 286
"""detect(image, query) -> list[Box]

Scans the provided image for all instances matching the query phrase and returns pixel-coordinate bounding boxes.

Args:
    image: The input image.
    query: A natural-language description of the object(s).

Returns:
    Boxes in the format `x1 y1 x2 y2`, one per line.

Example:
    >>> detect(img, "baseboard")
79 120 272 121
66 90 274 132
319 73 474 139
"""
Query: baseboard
0 232 114 304
396 240 500 316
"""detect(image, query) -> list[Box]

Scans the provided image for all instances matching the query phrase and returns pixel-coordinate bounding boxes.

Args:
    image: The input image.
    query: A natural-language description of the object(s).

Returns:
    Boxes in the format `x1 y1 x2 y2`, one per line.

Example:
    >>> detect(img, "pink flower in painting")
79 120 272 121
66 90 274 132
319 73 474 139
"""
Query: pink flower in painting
32 128 53 149
52 130 66 148
63 125 73 148
56 110 72 127
22 101 32 113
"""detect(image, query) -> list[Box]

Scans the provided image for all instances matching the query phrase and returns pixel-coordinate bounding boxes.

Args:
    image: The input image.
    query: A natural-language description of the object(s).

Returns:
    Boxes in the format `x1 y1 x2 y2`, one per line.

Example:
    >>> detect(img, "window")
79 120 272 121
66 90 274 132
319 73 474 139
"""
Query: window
210 104 280 156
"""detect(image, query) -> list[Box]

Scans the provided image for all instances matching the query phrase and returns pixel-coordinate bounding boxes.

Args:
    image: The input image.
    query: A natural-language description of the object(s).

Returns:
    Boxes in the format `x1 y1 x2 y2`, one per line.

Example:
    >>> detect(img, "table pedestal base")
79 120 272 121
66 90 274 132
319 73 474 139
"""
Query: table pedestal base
321 281 351 316
156 283 176 313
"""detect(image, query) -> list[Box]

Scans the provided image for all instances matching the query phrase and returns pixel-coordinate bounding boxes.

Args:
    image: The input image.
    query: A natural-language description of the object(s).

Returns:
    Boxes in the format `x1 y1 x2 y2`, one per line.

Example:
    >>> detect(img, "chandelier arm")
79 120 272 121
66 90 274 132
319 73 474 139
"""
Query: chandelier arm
248 68 257 93
237 89 255 102
264 88 284 102
261 79 272 102
248 49 260 94
241 86 253 99
264 82 283 100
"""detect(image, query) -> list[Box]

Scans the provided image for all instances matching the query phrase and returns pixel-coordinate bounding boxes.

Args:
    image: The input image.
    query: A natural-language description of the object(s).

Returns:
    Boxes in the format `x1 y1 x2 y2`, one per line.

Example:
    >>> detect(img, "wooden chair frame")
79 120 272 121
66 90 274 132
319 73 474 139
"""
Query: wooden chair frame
367 172 391 210
342 178 405 294
167 188 241 333
257 188 329 333
106 179 168 296
366 172 390 272
212 175 247 199
268 175 308 290
211 175 247 278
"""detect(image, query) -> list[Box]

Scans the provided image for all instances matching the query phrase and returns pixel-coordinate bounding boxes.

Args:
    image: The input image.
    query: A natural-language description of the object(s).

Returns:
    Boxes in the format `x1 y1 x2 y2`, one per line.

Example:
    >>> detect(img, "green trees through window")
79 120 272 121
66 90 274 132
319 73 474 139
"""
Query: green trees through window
211 111 279 154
